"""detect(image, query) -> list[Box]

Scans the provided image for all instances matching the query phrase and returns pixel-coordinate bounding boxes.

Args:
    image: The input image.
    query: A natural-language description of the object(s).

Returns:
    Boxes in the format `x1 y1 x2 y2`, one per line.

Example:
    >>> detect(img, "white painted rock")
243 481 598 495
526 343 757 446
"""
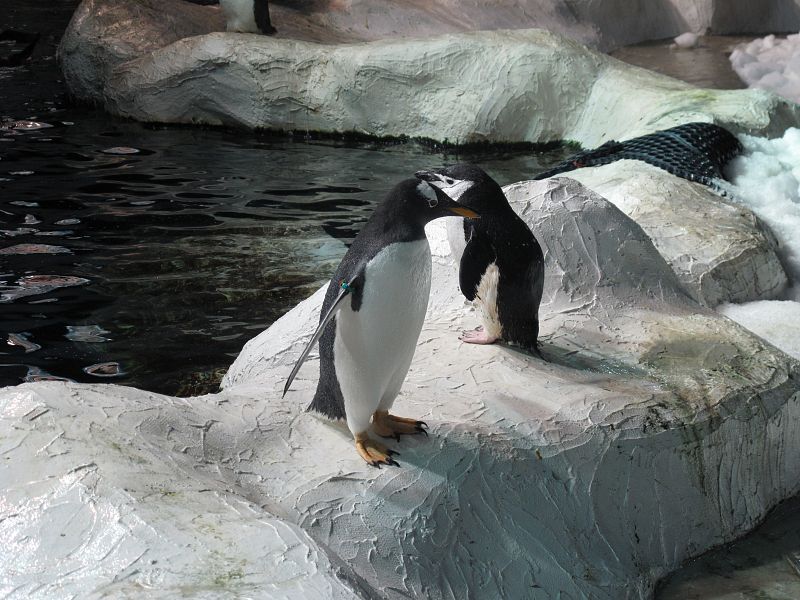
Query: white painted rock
4 179 800 598
0 383 362 599
567 160 788 306
59 0 800 146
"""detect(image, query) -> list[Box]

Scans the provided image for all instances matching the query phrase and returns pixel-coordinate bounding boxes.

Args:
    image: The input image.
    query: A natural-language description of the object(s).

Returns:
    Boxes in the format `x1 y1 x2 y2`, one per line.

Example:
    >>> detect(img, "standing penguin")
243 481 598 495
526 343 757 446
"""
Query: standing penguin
220 0 276 35
415 164 544 353
284 178 479 467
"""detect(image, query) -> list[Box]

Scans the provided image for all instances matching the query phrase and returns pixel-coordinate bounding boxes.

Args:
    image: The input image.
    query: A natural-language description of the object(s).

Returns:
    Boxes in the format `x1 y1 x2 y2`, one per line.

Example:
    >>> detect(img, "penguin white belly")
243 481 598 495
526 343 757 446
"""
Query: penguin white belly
220 0 258 33
476 263 503 340
334 240 432 434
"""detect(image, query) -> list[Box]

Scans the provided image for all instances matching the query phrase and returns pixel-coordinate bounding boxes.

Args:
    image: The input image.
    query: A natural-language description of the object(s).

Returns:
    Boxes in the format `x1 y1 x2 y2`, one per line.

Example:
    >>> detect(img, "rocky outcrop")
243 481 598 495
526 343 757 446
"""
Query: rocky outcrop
5 178 798 599
60 0 800 146
63 0 800 55
0 383 363 599
567 160 788 306
59 0 224 101
26 2 800 597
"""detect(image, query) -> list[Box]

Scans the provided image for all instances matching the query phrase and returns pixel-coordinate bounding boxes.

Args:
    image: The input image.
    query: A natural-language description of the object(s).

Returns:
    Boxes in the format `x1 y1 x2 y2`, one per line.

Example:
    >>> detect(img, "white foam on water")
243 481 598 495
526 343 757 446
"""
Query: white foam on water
730 32 800 103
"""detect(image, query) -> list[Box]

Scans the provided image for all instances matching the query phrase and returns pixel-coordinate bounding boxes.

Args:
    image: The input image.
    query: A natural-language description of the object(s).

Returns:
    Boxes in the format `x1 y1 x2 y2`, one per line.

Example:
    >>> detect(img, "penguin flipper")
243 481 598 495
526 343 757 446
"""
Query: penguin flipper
282 276 356 397
459 231 496 301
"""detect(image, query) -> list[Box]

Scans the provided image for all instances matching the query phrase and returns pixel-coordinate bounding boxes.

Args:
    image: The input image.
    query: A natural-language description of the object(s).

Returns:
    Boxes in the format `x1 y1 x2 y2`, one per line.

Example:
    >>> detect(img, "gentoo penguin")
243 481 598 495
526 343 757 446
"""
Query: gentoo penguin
220 0 276 35
416 164 544 352
283 178 479 467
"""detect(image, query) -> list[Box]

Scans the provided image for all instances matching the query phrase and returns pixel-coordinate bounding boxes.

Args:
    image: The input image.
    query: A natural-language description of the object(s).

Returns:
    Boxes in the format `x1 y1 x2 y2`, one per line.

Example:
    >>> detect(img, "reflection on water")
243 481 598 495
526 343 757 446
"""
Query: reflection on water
1 95 569 396
611 35 753 90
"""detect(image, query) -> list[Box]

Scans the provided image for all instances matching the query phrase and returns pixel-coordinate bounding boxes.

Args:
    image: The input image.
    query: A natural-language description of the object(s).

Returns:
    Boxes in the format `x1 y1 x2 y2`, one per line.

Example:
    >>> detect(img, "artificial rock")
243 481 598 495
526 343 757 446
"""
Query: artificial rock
60 0 800 146
7 179 799 598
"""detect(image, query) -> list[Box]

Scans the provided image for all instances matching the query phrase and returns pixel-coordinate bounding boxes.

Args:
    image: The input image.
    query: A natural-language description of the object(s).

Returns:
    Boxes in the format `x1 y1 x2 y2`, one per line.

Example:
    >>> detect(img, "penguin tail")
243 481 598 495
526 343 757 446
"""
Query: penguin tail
254 0 276 35
307 388 346 421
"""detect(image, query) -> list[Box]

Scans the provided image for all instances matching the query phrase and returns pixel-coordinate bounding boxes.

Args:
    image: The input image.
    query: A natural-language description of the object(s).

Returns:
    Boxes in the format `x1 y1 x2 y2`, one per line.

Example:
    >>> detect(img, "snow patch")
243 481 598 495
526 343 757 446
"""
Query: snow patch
720 300 800 360
725 128 800 283
674 32 700 49
730 33 800 103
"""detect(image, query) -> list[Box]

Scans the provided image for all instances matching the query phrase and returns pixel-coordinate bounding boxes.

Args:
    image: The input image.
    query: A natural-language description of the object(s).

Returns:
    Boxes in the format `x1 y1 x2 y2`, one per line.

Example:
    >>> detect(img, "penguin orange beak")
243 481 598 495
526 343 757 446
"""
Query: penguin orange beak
448 206 480 219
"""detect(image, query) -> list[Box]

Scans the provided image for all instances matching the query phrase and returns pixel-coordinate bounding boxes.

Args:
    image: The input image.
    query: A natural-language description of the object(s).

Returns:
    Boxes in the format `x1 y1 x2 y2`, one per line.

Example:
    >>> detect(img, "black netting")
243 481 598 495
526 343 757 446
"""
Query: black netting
535 122 743 189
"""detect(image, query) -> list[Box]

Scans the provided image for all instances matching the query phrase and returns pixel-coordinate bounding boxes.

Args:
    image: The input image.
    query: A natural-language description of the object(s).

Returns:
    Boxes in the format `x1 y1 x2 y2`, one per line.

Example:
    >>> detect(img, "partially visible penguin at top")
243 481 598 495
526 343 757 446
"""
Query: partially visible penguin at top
416 164 545 354
220 0 276 34
283 178 479 467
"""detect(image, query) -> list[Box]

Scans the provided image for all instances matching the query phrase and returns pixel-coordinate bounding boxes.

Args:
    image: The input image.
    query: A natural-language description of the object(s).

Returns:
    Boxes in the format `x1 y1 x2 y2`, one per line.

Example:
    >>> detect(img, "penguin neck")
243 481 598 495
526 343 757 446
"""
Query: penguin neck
461 185 513 217
365 200 429 243
370 214 427 243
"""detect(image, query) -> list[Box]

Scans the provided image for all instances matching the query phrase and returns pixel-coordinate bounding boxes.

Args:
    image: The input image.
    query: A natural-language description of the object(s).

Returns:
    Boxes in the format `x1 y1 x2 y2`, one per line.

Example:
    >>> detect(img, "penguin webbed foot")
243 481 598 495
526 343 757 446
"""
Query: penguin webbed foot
372 411 429 440
355 432 400 468
459 325 499 345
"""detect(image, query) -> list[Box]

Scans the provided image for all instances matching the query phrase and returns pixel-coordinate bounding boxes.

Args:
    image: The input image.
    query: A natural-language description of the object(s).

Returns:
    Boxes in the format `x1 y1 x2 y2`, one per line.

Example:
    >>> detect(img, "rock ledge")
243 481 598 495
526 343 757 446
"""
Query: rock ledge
4 179 798 599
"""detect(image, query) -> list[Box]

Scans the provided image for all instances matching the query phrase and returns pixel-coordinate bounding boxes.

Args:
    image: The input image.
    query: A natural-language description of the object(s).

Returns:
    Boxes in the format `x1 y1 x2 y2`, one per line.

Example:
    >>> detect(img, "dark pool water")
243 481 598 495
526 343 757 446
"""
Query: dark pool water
610 35 752 90
0 1 570 395
0 115 569 395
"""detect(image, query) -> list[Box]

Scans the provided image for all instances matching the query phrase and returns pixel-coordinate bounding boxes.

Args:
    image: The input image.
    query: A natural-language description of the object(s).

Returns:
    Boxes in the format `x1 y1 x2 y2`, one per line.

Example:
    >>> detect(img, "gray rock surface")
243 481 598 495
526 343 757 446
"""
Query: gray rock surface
5 179 792 599
0 384 363 599
63 0 800 55
17 2 800 596
567 160 788 306
60 0 800 145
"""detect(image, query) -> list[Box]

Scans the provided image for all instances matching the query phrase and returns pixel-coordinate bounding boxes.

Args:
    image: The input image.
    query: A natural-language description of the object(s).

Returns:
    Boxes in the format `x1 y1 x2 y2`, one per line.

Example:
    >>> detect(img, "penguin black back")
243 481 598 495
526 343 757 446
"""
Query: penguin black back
254 0 276 34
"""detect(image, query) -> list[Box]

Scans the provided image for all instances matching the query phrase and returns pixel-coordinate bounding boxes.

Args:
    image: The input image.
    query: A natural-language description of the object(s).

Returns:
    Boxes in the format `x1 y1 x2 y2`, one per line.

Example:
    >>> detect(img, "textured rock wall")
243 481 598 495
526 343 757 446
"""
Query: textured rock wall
222 178 800 598
4 179 800 599
567 161 788 306
60 1 800 145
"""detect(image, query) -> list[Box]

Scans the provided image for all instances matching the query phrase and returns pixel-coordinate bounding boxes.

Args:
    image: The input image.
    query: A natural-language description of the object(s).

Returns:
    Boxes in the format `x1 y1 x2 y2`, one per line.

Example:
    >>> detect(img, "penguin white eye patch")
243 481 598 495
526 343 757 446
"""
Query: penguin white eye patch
429 177 475 201
417 181 439 207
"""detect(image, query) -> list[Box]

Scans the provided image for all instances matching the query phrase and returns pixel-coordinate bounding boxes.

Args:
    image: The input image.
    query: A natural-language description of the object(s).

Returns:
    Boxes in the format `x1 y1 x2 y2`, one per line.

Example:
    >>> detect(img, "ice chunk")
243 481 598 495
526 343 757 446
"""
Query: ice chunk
674 32 700 49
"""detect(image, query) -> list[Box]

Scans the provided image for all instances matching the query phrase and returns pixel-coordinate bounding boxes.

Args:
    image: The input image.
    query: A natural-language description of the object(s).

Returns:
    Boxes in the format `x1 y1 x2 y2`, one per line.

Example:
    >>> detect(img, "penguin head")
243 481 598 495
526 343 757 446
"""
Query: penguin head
366 179 479 240
415 163 504 212
398 178 480 223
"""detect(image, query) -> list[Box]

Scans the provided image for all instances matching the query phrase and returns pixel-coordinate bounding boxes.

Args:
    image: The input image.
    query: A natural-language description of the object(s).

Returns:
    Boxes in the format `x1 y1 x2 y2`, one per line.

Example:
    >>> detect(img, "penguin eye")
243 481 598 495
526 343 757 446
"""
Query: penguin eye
417 180 439 207
445 178 454 185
